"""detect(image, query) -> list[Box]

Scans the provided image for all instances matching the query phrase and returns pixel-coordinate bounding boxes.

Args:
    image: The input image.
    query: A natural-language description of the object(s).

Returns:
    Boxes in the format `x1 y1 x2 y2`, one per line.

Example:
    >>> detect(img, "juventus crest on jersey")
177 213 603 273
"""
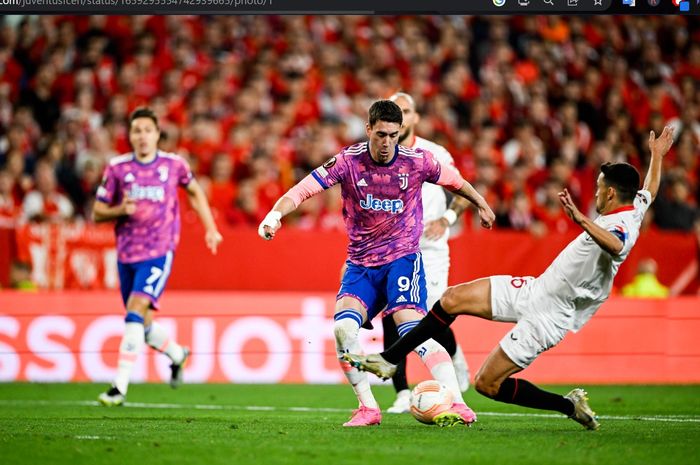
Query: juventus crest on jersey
311 142 444 267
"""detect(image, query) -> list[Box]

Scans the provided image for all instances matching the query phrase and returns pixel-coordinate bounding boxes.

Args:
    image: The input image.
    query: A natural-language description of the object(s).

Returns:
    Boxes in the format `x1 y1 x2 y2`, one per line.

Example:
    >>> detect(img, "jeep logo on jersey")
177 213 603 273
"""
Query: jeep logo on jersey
359 194 404 213
398 173 409 190
129 183 165 202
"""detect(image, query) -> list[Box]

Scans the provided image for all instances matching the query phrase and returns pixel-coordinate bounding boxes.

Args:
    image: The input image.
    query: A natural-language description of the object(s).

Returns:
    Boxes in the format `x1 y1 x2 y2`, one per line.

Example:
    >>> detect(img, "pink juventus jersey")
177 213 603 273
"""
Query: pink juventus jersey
312 142 442 266
96 151 193 263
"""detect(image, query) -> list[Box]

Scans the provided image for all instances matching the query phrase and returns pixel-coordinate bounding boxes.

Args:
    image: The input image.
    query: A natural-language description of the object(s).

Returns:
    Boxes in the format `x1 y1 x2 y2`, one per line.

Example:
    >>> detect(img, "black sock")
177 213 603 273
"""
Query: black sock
392 360 408 392
381 300 455 364
433 327 457 357
382 317 409 392
492 378 575 416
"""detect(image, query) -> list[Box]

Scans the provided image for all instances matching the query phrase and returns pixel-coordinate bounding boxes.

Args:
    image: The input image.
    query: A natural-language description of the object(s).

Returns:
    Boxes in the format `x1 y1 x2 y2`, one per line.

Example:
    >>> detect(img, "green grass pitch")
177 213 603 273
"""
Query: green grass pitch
1 383 698 465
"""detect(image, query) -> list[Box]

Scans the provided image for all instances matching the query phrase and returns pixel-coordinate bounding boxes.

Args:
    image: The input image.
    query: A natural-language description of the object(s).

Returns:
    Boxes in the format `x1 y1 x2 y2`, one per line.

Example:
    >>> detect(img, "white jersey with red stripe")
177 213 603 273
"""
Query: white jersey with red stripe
413 136 457 261
534 190 652 332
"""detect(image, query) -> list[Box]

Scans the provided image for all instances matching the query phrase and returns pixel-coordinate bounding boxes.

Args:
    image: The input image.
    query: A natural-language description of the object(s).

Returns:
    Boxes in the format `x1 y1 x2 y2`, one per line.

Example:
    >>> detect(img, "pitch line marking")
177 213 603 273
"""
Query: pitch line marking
0 399 698 423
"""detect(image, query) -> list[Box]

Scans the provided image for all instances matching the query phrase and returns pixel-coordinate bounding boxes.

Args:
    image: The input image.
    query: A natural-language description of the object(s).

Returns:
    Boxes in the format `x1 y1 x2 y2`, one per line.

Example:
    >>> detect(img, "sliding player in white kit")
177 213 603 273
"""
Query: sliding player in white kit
382 93 471 414
344 126 675 430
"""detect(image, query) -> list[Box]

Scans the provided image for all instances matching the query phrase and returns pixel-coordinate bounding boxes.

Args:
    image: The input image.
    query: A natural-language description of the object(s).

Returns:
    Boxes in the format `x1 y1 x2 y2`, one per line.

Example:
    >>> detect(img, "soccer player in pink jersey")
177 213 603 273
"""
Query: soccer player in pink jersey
344 127 675 430
259 100 495 426
94 108 223 406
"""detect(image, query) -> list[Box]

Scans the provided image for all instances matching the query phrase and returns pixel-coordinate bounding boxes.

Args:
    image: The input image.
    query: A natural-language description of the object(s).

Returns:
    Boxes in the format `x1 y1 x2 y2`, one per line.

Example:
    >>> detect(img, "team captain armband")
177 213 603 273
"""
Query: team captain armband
284 173 326 207
436 162 465 190
608 224 628 244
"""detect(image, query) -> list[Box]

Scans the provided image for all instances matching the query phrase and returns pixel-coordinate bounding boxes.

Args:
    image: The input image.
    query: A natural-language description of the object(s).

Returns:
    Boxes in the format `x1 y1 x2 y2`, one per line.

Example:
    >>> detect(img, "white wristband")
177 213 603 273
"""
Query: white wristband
258 211 282 240
442 209 458 226
265 210 282 224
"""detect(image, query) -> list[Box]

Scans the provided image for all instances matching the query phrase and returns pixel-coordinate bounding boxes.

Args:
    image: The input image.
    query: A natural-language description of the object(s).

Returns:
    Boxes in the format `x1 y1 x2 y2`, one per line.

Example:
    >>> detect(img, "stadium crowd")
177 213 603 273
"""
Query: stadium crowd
0 15 698 234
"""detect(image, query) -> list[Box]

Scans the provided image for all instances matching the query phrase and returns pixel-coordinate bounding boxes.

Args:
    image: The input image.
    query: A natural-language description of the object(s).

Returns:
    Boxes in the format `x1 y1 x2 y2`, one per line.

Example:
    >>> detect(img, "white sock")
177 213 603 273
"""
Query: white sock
145 321 185 364
114 321 145 395
414 338 465 404
334 317 378 409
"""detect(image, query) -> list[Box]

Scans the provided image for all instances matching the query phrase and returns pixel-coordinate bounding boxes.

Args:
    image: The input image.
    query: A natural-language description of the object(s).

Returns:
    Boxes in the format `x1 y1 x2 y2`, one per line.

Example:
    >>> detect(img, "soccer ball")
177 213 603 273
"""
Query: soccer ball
409 380 454 424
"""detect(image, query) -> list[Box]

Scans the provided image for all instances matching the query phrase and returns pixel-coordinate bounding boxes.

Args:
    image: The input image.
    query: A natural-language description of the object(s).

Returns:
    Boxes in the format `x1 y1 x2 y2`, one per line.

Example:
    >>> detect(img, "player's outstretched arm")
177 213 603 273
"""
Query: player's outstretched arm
185 179 223 255
434 161 495 229
258 196 296 240
258 173 326 240
92 195 136 222
453 181 495 230
558 188 624 256
643 126 674 202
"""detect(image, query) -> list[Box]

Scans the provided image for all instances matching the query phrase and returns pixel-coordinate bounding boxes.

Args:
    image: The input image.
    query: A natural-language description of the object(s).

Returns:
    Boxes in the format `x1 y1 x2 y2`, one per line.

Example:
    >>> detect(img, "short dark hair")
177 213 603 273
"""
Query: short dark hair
368 100 403 127
129 107 159 129
600 162 640 203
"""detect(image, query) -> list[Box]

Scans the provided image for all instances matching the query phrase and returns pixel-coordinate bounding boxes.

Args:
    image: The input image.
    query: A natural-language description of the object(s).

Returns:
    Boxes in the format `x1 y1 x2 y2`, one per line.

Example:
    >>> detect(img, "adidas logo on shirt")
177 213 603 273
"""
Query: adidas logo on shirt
396 295 408 303
357 178 368 187
125 173 135 183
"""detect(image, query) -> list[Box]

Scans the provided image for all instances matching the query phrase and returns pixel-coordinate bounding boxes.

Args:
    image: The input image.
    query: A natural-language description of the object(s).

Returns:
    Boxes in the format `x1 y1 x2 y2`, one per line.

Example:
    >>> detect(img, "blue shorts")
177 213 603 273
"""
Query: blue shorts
117 251 174 310
338 252 427 322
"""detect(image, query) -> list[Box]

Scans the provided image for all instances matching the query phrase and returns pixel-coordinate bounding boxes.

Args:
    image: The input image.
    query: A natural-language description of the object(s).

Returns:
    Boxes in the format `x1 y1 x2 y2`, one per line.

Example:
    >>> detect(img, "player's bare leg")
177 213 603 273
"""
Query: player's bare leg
476 346 599 430
440 278 493 319
473 345 523 397
334 296 381 427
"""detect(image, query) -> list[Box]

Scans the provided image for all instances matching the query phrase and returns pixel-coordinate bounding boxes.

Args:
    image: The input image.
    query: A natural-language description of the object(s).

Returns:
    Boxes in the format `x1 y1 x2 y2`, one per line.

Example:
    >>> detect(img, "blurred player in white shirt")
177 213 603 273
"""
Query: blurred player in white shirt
345 126 675 430
382 93 471 414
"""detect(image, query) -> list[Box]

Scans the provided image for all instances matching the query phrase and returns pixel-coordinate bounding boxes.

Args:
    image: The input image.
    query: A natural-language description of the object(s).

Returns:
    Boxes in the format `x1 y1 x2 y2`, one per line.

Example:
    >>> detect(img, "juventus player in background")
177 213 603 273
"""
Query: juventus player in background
94 108 222 406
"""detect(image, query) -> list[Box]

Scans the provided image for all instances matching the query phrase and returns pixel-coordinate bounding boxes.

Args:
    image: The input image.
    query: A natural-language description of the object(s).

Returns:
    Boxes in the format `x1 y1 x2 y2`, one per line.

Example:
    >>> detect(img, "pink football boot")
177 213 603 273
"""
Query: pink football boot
343 405 382 427
433 402 477 427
